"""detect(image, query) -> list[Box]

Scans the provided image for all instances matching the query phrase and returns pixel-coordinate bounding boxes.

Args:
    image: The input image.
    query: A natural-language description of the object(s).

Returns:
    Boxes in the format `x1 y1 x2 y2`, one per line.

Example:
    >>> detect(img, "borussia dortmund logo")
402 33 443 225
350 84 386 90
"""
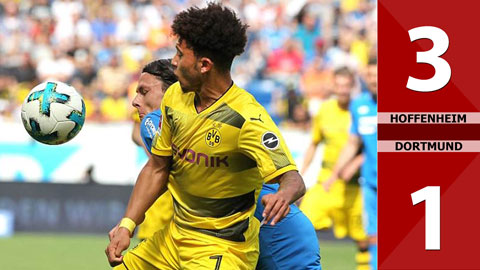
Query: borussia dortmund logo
205 128 221 148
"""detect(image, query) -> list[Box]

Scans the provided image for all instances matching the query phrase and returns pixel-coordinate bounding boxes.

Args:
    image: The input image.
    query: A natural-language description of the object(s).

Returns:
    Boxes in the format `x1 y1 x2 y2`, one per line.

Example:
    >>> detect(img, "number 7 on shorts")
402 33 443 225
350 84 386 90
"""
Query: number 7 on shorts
209 255 223 270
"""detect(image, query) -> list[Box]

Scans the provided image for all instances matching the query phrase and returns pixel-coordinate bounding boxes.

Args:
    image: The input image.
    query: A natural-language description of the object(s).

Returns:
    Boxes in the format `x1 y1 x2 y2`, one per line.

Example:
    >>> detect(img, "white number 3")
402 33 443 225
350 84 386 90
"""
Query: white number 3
407 26 451 92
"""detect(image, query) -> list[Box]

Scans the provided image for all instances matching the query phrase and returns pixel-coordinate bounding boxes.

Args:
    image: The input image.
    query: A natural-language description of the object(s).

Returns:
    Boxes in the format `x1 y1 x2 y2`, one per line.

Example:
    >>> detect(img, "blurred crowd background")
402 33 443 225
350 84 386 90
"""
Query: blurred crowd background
0 0 376 128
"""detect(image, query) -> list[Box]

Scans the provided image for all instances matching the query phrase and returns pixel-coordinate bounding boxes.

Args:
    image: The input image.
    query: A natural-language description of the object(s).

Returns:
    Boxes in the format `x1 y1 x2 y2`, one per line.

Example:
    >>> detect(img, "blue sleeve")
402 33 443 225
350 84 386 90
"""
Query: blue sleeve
349 99 359 136
140 110 161 154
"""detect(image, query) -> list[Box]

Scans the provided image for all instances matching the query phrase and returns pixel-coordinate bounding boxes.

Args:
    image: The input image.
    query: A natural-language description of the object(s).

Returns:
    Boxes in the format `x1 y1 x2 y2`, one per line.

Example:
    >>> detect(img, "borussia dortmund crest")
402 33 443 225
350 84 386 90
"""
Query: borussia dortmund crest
205 128 221 147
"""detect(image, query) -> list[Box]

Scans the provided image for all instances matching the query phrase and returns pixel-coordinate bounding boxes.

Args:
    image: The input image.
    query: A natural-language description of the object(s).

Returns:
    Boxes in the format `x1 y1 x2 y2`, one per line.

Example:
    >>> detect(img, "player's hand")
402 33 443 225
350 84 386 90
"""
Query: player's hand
105 227 130 267
322 176 336 192
300 166 307 176
108 223 119 241
339 164 357 183
261 192 291 226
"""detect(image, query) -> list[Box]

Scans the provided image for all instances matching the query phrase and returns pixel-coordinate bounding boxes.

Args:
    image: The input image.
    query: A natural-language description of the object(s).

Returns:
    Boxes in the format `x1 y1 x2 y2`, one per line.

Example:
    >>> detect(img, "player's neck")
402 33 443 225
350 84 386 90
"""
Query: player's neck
195 73 233 113
337 99 350 110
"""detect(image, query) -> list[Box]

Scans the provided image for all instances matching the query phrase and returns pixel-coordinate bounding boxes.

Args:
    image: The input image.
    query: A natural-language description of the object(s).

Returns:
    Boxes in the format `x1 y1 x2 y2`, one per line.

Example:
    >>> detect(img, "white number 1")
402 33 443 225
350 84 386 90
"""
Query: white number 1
407 26 451 92
411 186 440 250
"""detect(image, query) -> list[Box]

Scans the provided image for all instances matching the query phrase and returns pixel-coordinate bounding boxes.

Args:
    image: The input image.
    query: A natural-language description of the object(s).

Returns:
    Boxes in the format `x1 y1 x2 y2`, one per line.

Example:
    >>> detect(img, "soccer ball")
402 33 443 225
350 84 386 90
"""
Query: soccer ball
21 81 86 145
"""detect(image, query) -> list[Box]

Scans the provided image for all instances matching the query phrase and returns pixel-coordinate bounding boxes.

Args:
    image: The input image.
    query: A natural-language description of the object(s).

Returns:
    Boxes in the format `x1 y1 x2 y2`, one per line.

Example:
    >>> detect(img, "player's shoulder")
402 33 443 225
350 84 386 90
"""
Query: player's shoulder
141 109 161 140
319 98 338 113
352 92 372 105
228 84 270 123
143 109 162 122
163 81 181 101
163 82 193 108
350 92 374 114
324 98 339 107
311 99 336 122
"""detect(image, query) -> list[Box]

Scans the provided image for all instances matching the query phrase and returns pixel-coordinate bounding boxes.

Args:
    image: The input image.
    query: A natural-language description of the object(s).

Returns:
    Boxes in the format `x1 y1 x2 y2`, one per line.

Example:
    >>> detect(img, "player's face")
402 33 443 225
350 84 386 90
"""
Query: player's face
334 74 353 105
132 73 164 120
171 40 202 93
366 64 377 95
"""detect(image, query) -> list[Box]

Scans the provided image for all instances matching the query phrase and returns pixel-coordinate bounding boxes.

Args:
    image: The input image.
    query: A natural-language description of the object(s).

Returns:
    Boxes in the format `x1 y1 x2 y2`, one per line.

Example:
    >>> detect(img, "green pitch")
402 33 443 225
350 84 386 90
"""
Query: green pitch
0 233 356 270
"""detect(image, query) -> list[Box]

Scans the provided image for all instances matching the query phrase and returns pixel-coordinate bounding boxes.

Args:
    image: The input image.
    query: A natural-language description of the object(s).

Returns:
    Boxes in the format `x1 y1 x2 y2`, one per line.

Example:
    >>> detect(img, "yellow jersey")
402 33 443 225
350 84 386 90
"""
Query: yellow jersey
152 82 297 242
312 99 351 179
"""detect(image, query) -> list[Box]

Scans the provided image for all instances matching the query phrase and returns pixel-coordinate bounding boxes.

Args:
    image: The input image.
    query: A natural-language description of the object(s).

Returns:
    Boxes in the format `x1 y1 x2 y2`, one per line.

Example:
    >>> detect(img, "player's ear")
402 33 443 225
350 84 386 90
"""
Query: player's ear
199 57 213 73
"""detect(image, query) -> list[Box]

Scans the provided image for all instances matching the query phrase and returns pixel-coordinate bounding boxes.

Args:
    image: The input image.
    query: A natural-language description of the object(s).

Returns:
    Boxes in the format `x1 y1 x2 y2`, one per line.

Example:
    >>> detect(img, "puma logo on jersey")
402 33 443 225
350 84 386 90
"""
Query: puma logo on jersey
250 114 263 123
172 143 229 167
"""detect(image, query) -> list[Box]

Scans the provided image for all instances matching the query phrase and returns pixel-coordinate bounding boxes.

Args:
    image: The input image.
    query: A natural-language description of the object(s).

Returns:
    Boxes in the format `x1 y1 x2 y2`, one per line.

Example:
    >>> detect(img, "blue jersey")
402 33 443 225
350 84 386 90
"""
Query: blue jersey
350 92 377 188
255 184 321 270
350 92 378 268
141 112 320 270
140 110 161 155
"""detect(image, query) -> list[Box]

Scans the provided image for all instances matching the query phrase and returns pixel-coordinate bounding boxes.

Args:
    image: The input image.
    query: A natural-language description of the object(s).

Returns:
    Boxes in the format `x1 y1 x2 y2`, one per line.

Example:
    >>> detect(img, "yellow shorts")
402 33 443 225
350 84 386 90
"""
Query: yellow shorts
117 218 259 270
300 175 367 241
137 191 174 239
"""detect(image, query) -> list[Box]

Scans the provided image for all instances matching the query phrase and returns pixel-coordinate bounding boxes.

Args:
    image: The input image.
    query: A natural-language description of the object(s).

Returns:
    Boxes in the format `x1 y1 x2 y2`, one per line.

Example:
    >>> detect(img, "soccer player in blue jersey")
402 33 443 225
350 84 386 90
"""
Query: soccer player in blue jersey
132 59 177 157
130 59 177 239
325 58 378 270
132 59 321 270
255 184 321 270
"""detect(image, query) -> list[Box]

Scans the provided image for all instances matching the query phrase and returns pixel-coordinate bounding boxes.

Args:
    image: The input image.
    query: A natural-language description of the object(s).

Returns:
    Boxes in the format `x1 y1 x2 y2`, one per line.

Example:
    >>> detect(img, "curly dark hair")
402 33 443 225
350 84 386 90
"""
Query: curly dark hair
142 59 178 91
171 2 248 72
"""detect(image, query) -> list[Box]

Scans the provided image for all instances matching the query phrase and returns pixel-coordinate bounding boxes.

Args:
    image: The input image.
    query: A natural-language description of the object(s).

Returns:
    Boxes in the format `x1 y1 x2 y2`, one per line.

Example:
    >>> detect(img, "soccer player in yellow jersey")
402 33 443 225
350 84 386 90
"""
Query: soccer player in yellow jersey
300 67 370 270
326 59 378 270
105 3 306 270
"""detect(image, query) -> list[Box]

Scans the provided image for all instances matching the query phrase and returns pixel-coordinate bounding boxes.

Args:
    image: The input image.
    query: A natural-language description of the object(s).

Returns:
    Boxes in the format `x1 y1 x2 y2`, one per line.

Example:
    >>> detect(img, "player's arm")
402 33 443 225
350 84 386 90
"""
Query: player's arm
238 108 305 226
262 170 306 226
340 153 364 182
301 141 319 175
124 111 166 223
124 154 170 224
323 134 361 190
107 91 173 266
105 154 170 266
132 121 143 146
133 120 151 156
301 107 322 175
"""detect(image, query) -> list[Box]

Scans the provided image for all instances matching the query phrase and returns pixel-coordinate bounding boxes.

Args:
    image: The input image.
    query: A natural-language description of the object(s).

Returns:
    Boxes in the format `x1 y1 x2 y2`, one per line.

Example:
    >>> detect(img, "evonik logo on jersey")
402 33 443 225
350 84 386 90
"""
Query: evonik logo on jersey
172 143 229 167
262 132 279 150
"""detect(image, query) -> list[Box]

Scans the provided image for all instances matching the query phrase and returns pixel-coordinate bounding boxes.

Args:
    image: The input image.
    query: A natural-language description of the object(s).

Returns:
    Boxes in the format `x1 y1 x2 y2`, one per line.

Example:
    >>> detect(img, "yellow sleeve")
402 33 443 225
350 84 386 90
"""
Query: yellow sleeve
151 88 173 156
311 106 323 144
238 108 297 183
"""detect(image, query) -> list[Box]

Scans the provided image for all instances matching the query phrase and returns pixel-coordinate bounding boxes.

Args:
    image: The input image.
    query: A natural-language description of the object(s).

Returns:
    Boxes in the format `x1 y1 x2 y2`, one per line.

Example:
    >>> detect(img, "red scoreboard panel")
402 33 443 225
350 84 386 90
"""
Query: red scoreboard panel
379 1 480 269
